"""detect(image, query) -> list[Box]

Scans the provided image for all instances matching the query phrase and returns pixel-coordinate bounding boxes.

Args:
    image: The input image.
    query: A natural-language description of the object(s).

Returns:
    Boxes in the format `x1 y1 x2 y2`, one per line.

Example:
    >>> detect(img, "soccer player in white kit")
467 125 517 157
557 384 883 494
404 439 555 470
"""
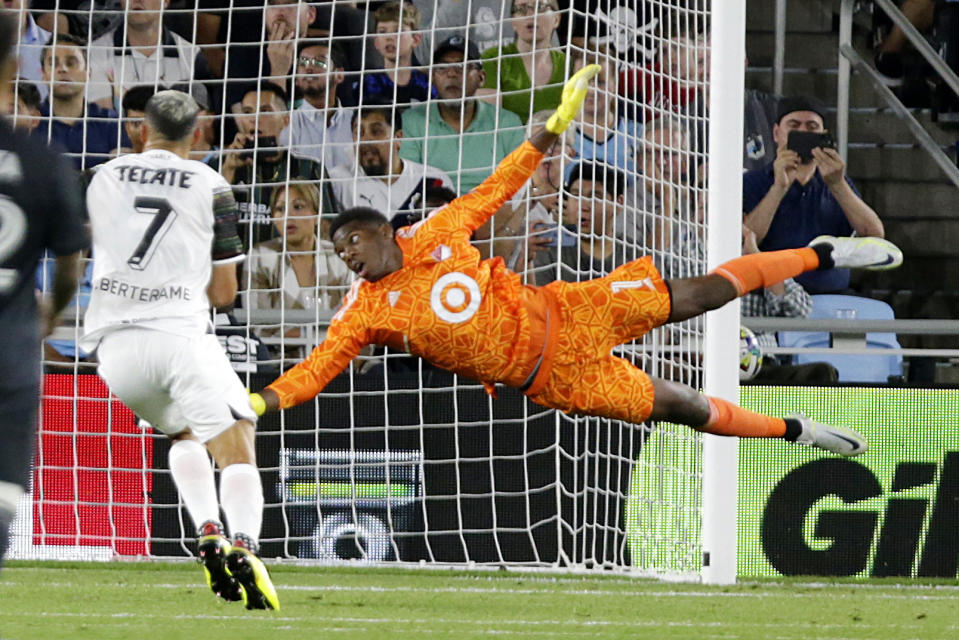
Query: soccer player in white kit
80 90 279 611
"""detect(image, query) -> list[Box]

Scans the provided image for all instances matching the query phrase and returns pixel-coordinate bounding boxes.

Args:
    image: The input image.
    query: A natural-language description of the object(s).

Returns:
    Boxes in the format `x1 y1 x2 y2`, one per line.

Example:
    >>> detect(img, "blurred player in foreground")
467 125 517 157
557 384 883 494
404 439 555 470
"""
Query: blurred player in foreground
251 65 903 458
0 12 89 572
80 90 278 610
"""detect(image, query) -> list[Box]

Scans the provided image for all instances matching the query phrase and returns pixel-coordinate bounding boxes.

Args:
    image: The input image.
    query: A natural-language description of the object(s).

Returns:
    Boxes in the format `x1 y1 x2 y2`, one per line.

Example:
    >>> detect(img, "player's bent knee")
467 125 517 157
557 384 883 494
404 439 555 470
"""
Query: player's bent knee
649 378 710 426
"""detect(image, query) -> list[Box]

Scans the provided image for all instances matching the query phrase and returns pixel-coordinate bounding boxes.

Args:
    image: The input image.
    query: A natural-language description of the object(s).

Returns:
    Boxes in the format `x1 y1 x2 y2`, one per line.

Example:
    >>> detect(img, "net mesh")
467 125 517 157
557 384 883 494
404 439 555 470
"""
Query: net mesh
9 0 712 576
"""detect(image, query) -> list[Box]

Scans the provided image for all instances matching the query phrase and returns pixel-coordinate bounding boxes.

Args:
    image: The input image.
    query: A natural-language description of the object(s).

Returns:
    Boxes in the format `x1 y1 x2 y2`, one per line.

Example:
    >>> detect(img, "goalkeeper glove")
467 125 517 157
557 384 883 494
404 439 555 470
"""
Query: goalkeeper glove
249 391 267 417
546 63 603 135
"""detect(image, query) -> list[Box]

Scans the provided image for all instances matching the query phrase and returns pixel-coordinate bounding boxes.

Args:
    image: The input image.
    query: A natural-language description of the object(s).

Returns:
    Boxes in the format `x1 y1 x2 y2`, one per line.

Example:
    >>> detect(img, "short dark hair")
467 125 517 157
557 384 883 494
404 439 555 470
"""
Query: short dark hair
144 89 199 142
122 85 159 115
14 81 41 111
425 185 457 207
352 103 401 132
41 33 87 68
241 80 289 110
565 161 626 199
329 206 391 241
0 13 16 66
169 82 210 111
297 40 347 71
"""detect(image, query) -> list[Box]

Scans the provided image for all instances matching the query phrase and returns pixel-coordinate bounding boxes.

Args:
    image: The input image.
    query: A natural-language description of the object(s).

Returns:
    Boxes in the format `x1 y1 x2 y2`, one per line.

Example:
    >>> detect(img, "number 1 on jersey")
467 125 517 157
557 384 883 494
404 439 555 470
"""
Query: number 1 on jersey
128 196 177 270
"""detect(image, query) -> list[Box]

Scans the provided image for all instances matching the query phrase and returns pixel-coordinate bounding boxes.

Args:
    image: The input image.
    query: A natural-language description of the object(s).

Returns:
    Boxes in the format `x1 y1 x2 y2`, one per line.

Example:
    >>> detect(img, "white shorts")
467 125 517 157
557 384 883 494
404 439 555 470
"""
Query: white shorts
96 328 256 442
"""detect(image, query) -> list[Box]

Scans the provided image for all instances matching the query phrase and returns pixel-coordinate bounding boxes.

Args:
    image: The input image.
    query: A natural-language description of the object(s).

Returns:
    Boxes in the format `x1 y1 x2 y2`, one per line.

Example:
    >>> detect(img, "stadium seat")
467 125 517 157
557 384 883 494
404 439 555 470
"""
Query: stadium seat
777 294 903 383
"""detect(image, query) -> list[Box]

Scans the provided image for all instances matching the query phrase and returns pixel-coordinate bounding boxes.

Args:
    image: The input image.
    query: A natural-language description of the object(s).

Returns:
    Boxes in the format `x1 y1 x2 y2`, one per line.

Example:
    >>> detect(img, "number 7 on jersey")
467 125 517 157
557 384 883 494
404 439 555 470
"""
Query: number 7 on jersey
128 196 177 270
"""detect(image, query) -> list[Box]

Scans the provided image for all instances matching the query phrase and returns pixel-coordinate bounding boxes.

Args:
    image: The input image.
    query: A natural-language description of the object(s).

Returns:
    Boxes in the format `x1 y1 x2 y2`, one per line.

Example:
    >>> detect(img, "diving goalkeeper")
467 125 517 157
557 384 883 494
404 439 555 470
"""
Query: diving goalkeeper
251 65 902 456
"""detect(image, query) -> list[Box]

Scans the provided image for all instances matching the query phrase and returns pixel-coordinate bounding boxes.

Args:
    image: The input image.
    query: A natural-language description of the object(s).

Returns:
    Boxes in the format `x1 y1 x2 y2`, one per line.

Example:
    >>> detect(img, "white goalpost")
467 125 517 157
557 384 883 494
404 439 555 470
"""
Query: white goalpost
11 0 744 581
702 0 745 586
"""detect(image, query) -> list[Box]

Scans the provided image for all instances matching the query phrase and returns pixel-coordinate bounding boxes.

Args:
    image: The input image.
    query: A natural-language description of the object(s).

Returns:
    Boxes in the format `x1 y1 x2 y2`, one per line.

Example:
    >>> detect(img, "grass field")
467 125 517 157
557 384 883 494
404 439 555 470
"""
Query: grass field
2 562 958 639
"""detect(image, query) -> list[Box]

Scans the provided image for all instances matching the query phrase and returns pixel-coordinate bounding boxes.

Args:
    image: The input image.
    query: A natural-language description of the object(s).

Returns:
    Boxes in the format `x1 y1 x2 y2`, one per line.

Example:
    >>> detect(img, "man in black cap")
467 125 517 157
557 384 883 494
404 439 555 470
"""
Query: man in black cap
399 35 526 197
742 96 885 293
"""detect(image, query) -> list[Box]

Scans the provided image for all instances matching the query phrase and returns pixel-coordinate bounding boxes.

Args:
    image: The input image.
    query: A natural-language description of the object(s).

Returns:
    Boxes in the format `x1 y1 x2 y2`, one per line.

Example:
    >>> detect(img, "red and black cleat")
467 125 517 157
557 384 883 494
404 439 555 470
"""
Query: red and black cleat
196 520 243 602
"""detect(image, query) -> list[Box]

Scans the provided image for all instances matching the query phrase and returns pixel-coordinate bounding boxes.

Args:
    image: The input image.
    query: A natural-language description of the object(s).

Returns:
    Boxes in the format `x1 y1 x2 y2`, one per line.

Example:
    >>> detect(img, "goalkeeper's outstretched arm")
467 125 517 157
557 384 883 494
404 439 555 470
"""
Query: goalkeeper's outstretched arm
434 64 603 235
249 388 278 416
534 63 601 150
247 65 602 418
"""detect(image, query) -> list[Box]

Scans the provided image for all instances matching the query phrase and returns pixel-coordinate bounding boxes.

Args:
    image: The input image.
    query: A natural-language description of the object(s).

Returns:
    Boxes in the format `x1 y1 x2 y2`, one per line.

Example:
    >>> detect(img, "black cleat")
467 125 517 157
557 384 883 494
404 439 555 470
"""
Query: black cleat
196 521 243 602
226 545 280 611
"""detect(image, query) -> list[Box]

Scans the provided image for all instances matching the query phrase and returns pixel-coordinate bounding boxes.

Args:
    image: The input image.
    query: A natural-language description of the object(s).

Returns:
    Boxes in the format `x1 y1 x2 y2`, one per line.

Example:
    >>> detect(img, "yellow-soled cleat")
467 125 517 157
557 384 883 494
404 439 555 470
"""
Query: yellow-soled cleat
226 546 280 611
197 521 243 603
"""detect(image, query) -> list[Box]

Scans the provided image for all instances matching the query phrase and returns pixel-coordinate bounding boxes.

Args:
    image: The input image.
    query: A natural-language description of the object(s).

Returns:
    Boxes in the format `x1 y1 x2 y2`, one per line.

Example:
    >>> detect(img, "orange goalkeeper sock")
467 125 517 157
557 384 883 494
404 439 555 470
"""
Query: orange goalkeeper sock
701 396 787 438
711 247 821 297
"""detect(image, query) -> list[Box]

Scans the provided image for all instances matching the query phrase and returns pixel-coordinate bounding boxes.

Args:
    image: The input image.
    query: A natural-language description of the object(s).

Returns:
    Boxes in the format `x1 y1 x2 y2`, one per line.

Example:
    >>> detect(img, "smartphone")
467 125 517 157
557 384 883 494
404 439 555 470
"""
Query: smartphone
787 130 835 163
543 223 578 248
239 136 278 160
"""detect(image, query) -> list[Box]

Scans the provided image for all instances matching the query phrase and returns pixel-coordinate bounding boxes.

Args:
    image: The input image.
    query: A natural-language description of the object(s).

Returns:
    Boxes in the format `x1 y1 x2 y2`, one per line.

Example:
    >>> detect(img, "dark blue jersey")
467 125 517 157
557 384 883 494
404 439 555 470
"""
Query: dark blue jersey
0 119 89 325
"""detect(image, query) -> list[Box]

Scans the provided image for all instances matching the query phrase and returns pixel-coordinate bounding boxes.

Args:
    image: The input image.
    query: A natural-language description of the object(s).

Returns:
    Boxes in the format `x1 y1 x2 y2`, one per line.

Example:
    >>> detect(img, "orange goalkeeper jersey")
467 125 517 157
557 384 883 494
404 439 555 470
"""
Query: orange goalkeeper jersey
268 141 546 410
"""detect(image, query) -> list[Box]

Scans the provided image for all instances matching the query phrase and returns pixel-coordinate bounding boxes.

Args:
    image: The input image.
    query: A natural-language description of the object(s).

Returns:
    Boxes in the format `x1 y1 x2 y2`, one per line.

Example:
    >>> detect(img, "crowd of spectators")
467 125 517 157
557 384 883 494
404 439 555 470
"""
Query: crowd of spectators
2 0 890 377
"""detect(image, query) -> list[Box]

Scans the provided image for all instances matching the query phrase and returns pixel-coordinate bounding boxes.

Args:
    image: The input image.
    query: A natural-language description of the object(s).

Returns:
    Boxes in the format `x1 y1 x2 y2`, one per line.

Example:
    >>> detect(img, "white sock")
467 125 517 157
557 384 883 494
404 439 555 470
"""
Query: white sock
168 439 220 532
0 481 24 565
220 463 263 544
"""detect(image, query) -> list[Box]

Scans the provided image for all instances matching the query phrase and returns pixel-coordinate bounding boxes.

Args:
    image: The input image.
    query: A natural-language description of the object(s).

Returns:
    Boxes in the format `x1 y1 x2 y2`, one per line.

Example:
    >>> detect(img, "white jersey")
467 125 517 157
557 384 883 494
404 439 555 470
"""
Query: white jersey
328 158 454 220
86 28 210 109
81 149 244 350
279 101 355 171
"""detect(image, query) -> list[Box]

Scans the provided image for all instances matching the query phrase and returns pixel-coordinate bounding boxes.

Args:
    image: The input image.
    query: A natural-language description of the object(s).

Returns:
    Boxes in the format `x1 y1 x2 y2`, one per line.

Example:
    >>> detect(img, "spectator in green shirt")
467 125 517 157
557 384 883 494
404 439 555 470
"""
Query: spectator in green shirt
478 0 565 123
399 35 525 196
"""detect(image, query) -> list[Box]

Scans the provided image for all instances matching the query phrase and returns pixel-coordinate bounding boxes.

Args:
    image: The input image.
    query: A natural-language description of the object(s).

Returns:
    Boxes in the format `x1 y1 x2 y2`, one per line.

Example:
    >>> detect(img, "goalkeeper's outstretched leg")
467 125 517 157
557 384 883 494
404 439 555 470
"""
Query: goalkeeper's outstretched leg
665 235 903 326
647 376 867 457
527 351 867 457
640 234 903 457
528 234 904 457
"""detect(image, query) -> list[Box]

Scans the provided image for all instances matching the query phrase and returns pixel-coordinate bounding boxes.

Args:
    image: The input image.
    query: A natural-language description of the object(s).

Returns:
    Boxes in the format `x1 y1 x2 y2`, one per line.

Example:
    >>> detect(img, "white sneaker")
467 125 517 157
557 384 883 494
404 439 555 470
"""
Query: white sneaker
789 413 868 457
810 235 903 270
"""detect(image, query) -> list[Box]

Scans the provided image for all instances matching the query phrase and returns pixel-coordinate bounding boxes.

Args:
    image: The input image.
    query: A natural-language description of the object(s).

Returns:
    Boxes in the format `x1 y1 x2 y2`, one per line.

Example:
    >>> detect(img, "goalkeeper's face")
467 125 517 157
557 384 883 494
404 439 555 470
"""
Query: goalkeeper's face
332 220 402 282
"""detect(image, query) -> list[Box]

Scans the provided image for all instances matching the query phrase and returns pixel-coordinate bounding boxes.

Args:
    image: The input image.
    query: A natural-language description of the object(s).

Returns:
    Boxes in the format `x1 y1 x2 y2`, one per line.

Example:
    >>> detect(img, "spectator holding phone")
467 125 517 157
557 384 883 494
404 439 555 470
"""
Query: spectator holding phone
743 96 885 293
208 81 329 248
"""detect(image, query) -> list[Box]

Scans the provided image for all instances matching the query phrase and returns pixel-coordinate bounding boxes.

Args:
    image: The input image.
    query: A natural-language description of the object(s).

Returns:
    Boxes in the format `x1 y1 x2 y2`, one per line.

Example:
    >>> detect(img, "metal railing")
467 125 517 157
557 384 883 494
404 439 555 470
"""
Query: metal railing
743 317 959 358
770 0 959 186
774 0 787 95
837 0 959 189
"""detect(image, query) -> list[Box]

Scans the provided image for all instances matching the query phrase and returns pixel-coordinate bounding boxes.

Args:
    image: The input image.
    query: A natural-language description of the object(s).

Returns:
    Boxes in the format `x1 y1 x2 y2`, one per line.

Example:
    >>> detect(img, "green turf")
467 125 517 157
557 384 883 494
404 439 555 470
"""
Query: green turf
2 561 958 639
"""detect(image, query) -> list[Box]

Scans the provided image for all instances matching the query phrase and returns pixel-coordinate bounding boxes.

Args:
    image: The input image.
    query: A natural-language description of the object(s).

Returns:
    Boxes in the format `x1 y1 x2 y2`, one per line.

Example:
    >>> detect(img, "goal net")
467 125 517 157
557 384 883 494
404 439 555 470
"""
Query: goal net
9 0 725 578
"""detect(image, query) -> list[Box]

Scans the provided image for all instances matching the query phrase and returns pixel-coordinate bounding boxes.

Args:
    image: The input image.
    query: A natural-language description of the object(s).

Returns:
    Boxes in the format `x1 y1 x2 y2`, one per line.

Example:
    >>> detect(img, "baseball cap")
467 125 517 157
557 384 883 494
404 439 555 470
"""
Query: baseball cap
775 96 827 125
432 35 481 65
170 83 211 111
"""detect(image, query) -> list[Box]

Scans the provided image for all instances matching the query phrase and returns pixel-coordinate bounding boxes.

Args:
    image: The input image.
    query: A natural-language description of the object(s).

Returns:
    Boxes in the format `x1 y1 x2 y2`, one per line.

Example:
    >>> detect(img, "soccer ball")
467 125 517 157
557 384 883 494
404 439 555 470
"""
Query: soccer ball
739 327 763 381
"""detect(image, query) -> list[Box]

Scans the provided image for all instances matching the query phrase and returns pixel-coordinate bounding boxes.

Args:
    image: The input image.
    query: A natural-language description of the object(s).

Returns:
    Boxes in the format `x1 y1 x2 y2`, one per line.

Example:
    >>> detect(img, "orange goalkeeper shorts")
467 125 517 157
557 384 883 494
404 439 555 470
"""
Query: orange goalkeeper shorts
526 257 671 424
